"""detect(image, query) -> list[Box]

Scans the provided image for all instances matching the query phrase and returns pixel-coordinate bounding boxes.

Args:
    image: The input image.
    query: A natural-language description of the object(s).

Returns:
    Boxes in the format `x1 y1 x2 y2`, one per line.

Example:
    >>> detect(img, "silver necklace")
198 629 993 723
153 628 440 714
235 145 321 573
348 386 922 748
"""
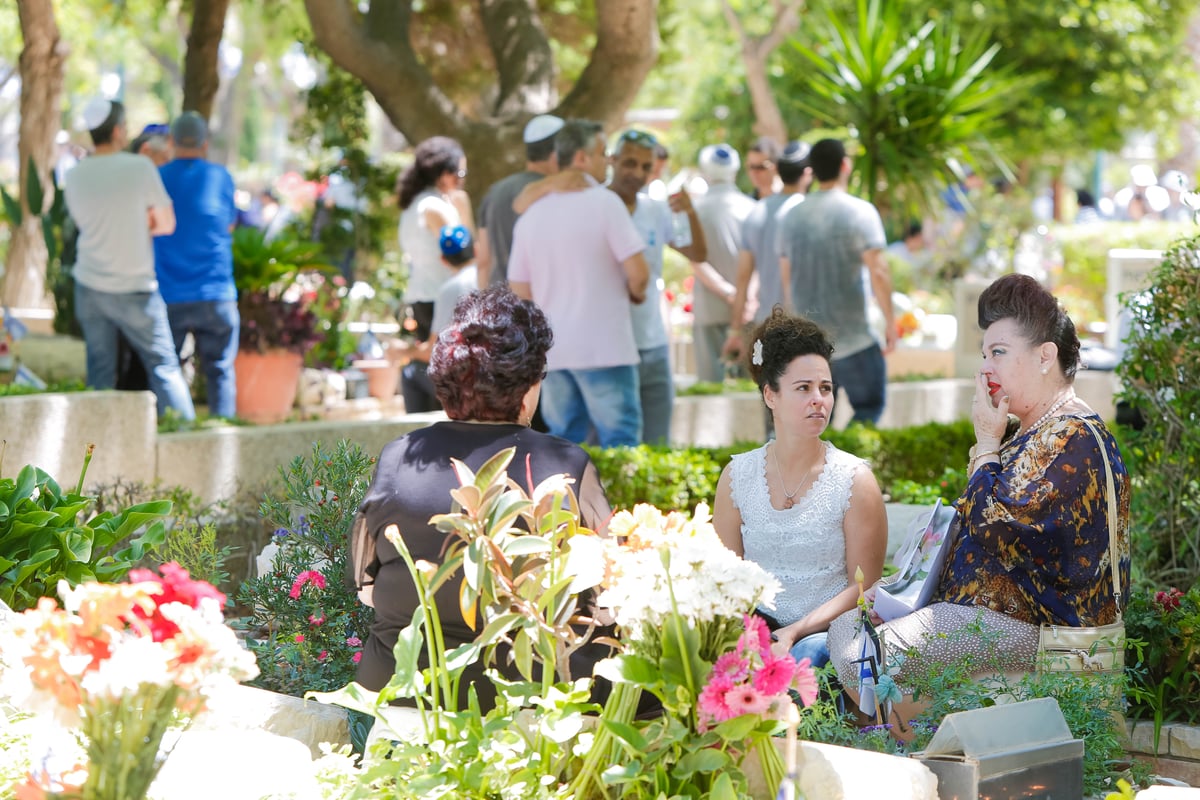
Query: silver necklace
1022 389 1075 435
772 443 817 509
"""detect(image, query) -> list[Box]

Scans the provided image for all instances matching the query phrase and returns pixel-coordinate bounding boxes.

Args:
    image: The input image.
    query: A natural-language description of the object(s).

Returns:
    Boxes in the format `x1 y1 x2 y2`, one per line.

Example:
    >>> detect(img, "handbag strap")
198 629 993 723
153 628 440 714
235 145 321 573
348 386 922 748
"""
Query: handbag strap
1080 417 1123 618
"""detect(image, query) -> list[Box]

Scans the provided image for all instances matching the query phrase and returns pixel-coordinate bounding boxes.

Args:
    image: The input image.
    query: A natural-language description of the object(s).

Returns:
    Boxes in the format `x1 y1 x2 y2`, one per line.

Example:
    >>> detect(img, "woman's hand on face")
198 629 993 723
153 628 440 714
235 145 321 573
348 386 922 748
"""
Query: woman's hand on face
973 371 1009 445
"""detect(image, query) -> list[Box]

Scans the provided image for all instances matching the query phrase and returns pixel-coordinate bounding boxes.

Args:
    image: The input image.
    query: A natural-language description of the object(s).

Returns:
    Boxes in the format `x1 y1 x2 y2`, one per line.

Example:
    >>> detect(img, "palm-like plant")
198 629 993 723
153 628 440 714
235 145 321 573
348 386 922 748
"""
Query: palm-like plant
232 226 337 355
788 0 1039 220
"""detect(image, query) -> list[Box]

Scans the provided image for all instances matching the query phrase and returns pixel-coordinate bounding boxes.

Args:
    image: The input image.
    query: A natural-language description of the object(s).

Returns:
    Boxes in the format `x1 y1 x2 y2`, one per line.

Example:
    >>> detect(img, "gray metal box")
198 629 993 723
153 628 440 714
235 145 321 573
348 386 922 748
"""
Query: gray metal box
912 697 1084 800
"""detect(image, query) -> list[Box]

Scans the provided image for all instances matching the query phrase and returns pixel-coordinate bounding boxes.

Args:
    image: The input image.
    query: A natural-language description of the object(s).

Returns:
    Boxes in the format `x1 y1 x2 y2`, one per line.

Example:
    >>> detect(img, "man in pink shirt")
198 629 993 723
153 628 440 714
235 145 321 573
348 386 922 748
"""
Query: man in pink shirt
509 119 650 447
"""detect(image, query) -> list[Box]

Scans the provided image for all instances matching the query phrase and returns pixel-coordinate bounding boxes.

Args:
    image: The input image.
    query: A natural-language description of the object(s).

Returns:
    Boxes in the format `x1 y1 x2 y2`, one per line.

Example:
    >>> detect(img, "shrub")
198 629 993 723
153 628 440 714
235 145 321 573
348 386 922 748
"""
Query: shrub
586 422 976 512
584 445 725 512
1124 583 1200 746
1116 232 1200 588
236 440 376 696
1053 220 1191 329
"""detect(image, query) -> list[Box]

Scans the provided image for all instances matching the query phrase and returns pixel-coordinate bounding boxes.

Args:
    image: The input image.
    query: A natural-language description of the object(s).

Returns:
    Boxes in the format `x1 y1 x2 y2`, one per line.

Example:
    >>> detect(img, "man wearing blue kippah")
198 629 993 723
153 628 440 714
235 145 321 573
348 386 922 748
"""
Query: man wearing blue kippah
154 111 240 418
399 225 478 413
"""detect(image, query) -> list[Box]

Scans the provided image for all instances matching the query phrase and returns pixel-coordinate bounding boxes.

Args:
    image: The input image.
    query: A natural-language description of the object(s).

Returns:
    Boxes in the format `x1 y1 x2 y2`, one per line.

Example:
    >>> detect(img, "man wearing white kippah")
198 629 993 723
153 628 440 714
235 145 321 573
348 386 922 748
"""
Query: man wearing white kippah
475 114 564 288
64 97 195 421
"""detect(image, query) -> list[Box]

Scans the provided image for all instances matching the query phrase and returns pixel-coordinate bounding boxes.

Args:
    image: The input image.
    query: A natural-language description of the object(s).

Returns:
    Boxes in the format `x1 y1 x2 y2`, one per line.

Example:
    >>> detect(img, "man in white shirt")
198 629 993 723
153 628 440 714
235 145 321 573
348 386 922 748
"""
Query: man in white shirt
509 119 650 447
64 98 194 420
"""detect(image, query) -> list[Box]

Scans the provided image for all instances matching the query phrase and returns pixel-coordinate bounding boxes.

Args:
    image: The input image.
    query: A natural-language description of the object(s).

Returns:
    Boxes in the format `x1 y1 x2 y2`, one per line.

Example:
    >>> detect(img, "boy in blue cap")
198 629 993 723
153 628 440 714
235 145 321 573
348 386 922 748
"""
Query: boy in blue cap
400 225 478 412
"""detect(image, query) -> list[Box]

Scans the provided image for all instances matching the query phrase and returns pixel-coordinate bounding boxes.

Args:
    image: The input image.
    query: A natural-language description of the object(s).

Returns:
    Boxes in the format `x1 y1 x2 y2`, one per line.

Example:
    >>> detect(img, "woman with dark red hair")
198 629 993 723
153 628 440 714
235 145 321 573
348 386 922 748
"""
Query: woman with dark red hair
349 286 611 707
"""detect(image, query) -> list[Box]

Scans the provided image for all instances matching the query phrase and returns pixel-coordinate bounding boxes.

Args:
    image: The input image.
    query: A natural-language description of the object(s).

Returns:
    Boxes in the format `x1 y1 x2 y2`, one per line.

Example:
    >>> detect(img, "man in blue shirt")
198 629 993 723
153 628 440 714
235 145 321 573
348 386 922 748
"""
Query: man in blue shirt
154 111 239 418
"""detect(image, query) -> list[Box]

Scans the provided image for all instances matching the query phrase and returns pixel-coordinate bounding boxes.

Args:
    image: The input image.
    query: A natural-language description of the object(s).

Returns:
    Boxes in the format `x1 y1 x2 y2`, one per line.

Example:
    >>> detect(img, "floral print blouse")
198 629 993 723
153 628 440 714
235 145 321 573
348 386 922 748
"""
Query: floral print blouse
936 414 1131 627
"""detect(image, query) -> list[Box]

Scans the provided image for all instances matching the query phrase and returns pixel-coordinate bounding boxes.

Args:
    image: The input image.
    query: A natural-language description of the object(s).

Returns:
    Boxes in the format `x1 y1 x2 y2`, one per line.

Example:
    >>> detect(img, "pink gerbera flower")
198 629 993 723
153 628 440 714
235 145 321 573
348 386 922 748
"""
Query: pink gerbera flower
712 651 751 682
753 655 797 696
738 614 772 657
792 657 819 707
697 672 736 726
724 684 772 717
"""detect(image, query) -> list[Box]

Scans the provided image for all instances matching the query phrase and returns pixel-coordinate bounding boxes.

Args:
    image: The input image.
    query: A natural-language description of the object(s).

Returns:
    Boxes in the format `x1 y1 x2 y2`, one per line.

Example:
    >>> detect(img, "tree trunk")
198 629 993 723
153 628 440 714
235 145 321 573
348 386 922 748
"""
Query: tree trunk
2 0 67 313
721 0 805 145
181 0 230 118
302 0 658 198
1162 9 1200 179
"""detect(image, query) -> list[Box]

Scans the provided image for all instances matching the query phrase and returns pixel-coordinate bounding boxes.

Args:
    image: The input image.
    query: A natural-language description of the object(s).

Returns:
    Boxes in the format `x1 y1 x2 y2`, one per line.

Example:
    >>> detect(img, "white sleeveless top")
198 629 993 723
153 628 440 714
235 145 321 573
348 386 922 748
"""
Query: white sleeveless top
729 441 863 626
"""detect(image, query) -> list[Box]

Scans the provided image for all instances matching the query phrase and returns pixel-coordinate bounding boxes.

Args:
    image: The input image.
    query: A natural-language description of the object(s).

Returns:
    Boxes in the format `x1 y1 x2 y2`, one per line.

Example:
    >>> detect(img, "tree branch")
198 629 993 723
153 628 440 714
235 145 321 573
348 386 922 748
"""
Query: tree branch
182 0 231 117
557 0 659 131
478 0 555 117
303 0 462 139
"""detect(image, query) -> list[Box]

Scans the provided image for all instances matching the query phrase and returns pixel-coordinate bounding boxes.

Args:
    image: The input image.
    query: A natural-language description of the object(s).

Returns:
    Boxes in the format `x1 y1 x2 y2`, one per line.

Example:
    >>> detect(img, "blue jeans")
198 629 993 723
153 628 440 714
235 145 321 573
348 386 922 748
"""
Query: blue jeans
789 631 831 670
638 345 674 446
167 300 239 419
831 343 886 425
75 283 196 420
540 365 641 448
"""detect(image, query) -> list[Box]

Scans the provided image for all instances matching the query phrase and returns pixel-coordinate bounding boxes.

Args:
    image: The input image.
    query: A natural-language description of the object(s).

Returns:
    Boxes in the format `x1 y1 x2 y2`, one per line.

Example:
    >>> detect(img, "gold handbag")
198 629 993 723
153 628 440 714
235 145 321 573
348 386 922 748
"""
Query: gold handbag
1036 419 1125 674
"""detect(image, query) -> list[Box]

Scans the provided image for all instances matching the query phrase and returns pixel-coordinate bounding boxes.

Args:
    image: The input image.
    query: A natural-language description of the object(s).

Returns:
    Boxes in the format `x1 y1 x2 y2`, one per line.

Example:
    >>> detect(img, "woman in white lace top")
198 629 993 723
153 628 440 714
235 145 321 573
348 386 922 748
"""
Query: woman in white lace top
713 310 887 668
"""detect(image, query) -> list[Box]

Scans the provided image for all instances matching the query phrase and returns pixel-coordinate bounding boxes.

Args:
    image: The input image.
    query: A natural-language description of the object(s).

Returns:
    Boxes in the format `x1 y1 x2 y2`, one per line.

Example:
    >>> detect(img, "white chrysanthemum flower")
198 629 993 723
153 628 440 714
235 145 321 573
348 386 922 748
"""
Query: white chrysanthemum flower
81 636 173 698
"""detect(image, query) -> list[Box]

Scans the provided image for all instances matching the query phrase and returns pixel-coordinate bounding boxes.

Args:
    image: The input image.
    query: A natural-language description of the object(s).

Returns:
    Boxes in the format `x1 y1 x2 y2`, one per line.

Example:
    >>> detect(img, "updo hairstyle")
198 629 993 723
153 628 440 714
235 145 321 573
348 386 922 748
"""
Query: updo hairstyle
977 274 1081 381
746 307 835 394
428 286 553 422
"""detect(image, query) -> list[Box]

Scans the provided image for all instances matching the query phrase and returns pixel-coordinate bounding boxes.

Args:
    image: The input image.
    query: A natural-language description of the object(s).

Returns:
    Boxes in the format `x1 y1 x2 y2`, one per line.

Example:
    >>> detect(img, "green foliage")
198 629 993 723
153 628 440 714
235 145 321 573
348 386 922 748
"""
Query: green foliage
0 456 170 611
1123 584 1200 745
835 420 976 492
585 421 976 512
236 440 376 696
786 0 1034 219
804 615 1135 796
1053 221 1192 329
927 0 1198 160
1117 233 1200 588
0 380 86 398
155 521 237 591
233 226 334 355
584 445 725 512
885 467 968 506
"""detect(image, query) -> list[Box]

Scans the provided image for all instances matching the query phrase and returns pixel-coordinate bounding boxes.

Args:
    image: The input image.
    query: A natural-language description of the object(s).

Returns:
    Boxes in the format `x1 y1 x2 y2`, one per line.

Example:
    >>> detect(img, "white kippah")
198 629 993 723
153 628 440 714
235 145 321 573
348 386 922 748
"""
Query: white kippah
81 97 113 131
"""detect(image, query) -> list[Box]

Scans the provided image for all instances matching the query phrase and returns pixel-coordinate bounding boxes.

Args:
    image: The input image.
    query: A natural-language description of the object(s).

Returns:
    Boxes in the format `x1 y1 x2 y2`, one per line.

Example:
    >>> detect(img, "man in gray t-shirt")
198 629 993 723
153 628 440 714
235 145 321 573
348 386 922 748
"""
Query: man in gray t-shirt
476 115 563 287
778 138 895 425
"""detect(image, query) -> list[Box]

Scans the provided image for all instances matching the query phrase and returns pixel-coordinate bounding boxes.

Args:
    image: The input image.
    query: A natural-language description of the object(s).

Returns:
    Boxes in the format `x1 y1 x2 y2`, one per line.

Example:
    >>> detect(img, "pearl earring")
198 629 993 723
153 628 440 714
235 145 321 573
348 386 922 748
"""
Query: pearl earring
1041 367 1048 375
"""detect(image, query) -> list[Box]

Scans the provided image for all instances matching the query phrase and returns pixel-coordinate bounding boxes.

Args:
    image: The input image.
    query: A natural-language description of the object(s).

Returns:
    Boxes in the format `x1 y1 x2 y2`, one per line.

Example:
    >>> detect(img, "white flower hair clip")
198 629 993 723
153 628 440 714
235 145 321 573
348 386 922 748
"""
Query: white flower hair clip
752 339 764 366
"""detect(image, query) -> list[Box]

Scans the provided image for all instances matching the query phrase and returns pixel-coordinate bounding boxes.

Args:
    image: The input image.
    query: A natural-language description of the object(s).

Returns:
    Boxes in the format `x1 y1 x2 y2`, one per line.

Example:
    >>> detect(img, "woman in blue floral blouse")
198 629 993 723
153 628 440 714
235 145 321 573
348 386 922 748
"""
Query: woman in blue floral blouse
827 273 1130 732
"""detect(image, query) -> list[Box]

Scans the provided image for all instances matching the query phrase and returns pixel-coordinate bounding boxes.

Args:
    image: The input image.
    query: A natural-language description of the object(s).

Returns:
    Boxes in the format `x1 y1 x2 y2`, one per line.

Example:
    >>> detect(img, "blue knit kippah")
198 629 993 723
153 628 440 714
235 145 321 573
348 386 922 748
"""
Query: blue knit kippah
439 225 472 258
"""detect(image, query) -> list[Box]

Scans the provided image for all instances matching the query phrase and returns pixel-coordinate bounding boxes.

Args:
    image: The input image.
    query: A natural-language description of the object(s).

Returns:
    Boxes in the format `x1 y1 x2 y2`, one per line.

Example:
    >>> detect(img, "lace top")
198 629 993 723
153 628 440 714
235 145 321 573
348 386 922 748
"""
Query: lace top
730 441 863 626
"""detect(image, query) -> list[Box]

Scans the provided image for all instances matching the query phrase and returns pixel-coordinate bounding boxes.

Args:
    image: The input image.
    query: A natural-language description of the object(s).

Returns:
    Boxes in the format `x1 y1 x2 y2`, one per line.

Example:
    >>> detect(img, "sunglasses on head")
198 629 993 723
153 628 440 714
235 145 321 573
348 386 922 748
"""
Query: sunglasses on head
617 129 659 149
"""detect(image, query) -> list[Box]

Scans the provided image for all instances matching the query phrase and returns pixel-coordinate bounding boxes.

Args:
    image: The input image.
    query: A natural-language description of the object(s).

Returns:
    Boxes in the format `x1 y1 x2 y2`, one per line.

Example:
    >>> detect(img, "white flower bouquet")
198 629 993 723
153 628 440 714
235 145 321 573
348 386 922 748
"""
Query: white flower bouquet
0 564 258 800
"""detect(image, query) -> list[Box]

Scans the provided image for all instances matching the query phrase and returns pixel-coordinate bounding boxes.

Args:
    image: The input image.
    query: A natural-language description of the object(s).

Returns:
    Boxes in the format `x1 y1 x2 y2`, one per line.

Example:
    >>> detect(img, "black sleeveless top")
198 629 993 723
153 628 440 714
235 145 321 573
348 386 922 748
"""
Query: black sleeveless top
354 420 602 701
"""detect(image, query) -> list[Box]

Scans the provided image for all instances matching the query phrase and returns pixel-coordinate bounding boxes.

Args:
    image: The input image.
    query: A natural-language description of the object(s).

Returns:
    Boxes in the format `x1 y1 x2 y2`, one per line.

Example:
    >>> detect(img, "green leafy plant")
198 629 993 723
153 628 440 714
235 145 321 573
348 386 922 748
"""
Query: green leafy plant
1123 584 1200 747
584 444 724 512
802 614 1136 796
236 440 375 696
233 226 336 355
0 447 170 611
885 466 968 505
787 0 1037 220
1 158 77 334
155 521 237 592
1117 232 1200 588
313 453 809 800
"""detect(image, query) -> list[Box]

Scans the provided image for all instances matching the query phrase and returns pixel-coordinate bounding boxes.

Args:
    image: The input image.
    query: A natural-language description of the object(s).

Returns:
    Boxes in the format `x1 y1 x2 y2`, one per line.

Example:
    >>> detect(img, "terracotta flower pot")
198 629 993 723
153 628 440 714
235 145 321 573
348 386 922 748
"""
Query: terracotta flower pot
235 349 303 424
352 358 401 400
